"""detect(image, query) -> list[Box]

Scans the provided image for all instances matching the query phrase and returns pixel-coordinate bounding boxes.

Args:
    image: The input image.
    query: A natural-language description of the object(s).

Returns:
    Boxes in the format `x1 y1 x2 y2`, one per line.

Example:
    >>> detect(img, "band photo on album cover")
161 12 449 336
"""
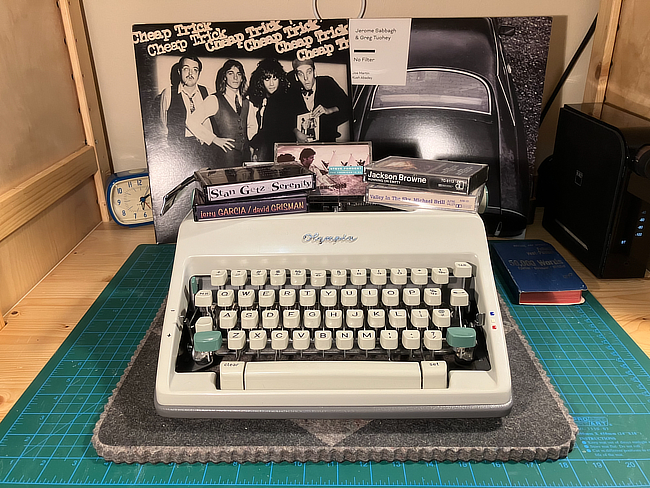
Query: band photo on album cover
132 19 352 243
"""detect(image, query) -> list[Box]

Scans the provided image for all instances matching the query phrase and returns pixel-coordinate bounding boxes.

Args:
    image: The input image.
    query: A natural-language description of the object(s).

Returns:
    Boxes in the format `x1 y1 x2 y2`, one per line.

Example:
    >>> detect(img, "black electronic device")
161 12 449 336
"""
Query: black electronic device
542 103 650 278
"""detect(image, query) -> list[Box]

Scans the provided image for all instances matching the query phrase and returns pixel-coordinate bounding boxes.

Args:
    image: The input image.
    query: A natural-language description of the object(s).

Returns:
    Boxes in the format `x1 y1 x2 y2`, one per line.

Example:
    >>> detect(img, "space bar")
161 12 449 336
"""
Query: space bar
244 361 422 390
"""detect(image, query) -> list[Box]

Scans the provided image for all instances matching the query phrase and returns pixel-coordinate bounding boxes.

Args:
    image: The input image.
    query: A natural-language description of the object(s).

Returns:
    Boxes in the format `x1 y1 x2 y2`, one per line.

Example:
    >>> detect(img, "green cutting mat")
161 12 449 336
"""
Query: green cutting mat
1 244 650 487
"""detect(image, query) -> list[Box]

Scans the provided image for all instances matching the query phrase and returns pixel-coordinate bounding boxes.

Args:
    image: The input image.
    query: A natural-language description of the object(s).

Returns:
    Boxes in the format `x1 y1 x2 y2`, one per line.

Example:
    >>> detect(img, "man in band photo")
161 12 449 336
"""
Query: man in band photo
290 58 350 143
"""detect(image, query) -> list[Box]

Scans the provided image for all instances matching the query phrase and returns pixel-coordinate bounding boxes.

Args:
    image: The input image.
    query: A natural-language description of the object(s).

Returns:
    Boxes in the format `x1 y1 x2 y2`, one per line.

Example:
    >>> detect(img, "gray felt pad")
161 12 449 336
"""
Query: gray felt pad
92 300 577 464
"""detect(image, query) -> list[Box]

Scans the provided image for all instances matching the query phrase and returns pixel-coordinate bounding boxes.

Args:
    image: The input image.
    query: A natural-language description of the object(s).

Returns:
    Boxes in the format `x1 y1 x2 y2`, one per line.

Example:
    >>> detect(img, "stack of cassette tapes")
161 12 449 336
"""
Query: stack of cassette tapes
192 163 315 221
364 156 489 214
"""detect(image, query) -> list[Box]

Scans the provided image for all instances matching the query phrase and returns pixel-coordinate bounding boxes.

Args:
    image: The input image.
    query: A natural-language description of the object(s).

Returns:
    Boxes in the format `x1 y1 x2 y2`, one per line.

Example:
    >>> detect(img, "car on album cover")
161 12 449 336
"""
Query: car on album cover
353 17 529 236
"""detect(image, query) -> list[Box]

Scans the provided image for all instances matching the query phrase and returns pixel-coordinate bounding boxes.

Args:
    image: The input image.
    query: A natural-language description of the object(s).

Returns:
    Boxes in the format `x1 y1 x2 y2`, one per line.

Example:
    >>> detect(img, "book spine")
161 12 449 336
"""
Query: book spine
204 174 315 202
366 187 479 211
364 169 482 194
194 195 308 221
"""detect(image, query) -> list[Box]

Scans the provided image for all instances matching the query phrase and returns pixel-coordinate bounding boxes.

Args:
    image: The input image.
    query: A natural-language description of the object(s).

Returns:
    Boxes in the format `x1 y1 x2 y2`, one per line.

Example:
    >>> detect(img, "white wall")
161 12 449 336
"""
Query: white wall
83 0 600 173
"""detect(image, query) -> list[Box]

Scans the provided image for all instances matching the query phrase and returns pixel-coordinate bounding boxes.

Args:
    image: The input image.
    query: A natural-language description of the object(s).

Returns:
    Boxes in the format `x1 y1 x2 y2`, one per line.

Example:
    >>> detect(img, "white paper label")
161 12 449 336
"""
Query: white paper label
349 18 412 85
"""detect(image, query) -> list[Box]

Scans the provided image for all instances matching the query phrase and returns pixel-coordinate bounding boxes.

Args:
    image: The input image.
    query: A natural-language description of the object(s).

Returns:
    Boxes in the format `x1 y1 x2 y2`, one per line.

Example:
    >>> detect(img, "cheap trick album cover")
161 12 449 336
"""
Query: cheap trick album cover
132 19 352 243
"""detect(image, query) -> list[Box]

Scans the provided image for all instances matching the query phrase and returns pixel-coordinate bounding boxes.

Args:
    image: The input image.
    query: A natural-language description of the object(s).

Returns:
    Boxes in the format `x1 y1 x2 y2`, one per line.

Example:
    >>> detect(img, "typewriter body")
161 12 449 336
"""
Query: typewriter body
156 210 512 418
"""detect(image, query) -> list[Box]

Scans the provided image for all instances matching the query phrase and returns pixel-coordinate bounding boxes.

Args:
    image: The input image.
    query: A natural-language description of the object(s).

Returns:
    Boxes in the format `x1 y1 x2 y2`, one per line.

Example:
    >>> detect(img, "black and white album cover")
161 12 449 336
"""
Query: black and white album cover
133 19 352 243
352 17 552 237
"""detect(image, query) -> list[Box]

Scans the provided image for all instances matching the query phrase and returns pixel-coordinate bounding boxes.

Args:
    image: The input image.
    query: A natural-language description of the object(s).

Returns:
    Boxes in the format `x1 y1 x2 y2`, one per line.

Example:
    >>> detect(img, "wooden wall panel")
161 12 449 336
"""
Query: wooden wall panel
0 180 101 317
0 0 87 195
602 0 650 118
0 0 105 323
583 0 623 106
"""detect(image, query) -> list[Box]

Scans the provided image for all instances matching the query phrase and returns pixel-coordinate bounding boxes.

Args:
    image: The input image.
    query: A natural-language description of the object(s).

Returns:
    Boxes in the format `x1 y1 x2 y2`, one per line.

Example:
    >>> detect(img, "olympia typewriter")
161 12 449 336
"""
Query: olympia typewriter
155 209 512 418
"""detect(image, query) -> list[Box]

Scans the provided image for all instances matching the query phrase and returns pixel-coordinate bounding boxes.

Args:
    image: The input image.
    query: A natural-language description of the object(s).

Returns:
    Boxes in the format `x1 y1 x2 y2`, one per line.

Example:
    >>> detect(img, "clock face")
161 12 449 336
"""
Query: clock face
108 175 153 226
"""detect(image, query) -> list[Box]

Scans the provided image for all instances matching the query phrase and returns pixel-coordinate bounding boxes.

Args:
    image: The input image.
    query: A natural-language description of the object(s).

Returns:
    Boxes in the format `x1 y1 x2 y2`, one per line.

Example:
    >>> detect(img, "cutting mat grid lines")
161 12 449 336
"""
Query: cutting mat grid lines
505 295 650 417
2 244 650 488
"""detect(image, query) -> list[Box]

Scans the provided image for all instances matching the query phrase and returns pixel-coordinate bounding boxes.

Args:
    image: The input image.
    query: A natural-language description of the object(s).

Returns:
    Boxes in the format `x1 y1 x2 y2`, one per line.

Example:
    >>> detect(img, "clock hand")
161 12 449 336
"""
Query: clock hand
140 188 151 210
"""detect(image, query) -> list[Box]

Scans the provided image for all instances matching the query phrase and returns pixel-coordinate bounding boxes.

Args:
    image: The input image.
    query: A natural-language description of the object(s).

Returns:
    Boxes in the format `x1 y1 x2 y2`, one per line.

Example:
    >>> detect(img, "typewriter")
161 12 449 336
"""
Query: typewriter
155 209 512 418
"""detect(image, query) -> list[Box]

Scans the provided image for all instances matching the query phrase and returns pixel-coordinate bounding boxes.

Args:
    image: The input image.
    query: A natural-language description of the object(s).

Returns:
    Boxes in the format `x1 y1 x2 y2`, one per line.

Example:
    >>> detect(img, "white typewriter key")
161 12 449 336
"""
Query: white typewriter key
341 288 358 307
388 309 407 329
402 288 421 306
370 268 387 285
432 309 451 328
350 268 367 285
249 329 267 350
361 288 378 307
314 330 333 350
402 330 421 350
282 309 300 328
380 329 398 350
194 289 213 308
424 330 443 350
325 309 343 329
336 330 354 350
309 269 327 286
219 361 245 390
421 360 448 389
258 289 275 308
292 330 311 350
279 288 296 307
303 309 322 329
262 309 280 329
290 268 307 286
241 310 259 329
320 288 338 307
410 268 429 285
217 289 235 308
231 269 248 286
454 261 473 278
346 309 364 328
251 269 267 286
358 330 376 350
219 310 237 330
424 288 442 306
432 268 449 285
270 269 286 285
237 289 255 308
382 288 400 307
310 269 327 286
227 330 246 350
450 289 469 307
271 330 289 350
195 316 213 332
210 269 227 287
299 288 317 307
410 309 430 328
390 268 408 285
367 309 385 328
331 269 347 286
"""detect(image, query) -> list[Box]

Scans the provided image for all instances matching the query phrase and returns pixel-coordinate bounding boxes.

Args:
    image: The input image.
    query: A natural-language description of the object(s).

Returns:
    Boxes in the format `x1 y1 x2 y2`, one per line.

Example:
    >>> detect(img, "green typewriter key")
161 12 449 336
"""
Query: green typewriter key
446 327 477 348
194 330 223 353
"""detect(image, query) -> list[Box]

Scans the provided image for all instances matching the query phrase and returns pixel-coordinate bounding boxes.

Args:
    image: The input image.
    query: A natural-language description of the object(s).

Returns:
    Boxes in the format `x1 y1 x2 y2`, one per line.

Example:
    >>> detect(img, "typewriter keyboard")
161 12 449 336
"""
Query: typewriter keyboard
178 265 490 391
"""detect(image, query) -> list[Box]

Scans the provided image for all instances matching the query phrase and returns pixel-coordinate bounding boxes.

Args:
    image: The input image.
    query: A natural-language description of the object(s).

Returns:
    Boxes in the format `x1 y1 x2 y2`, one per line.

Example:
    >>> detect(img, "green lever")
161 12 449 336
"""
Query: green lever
194 330 223 353
446 327 476 348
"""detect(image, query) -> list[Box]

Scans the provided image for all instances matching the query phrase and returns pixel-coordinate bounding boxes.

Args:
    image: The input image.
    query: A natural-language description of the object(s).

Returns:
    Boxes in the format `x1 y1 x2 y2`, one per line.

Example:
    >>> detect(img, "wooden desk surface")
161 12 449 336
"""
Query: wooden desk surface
0 212 648 422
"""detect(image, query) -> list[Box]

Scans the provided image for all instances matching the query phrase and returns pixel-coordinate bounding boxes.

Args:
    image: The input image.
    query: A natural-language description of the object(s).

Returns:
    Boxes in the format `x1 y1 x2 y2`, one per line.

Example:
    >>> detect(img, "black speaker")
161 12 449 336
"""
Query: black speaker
542 103 650 278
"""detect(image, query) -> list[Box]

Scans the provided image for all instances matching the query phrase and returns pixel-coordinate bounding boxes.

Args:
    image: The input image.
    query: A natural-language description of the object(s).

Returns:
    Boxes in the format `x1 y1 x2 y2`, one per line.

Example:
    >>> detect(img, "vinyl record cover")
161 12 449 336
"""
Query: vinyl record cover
352 17 552 237
132 19 352 242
